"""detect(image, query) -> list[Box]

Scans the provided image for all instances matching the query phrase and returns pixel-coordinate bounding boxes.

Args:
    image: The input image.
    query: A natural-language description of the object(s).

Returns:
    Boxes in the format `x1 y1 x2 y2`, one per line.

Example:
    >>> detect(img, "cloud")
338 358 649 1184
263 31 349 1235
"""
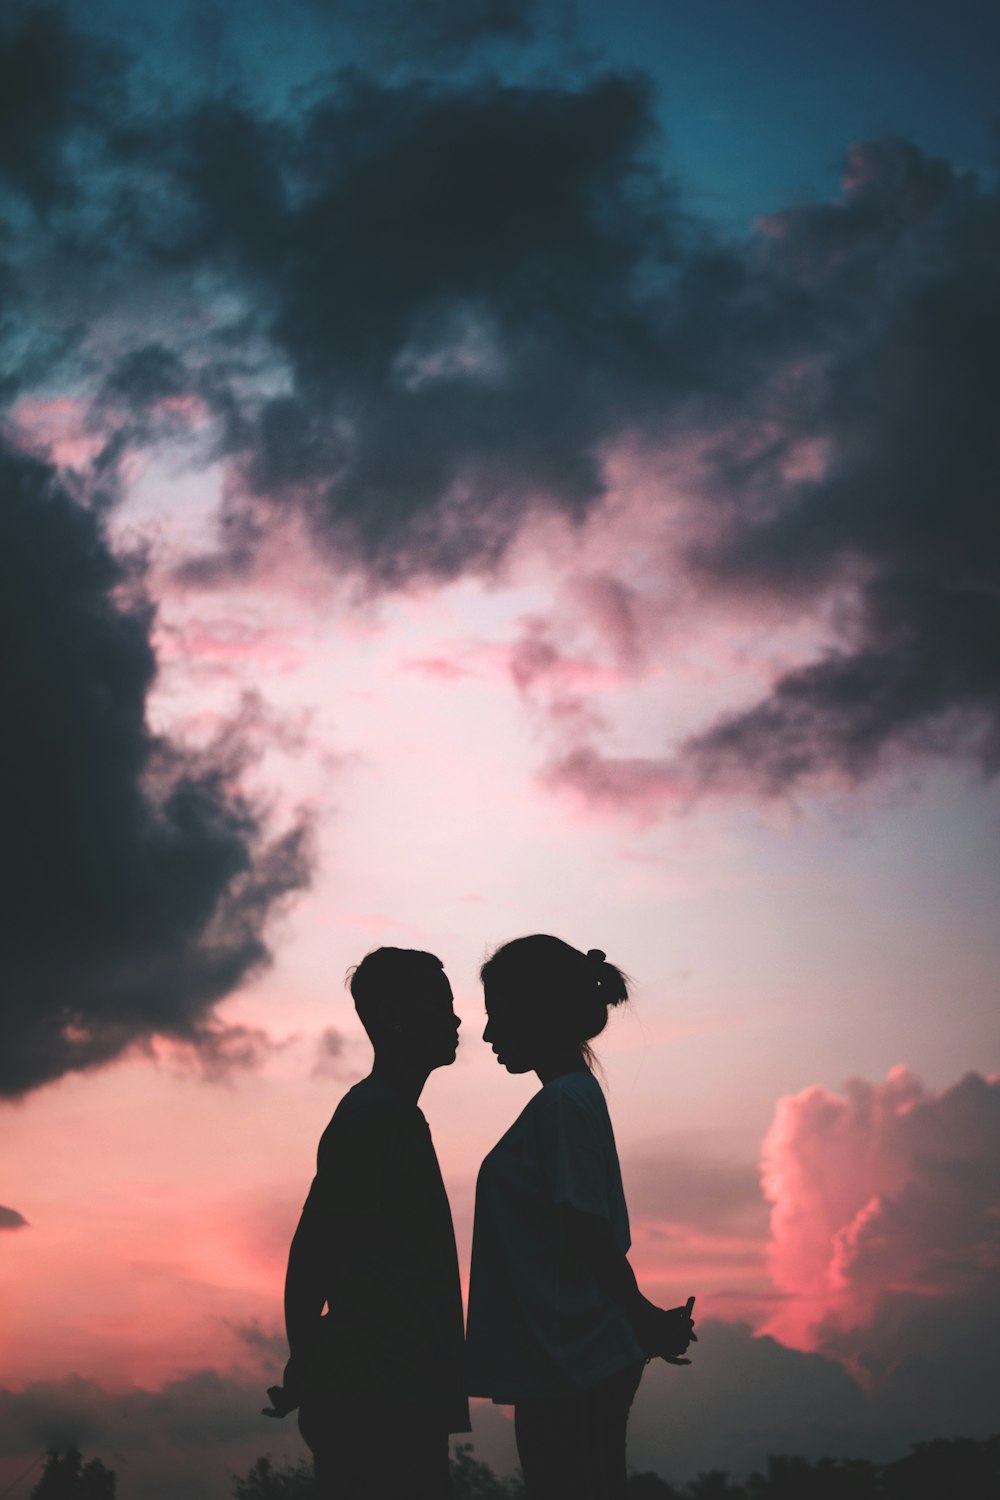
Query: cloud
677 139 1000 792
0 3 121 215
149 67 681 589
0 436 311 1098
0 1206 28 1231
626 1142 769 1238
0 1371 304 1500
310 1025 351 1079
327 0 541 67
513 139 1000 811
540 745 684 825
627 1321 869 1481
4 9 999 802
759 1068 1000 1425
224 1318 287 1366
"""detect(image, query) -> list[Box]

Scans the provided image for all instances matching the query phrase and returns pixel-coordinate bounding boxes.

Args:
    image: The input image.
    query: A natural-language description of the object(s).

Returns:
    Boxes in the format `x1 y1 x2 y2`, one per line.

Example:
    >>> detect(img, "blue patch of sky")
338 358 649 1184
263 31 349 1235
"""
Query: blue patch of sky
74 0 1000 233
580 0 1000 229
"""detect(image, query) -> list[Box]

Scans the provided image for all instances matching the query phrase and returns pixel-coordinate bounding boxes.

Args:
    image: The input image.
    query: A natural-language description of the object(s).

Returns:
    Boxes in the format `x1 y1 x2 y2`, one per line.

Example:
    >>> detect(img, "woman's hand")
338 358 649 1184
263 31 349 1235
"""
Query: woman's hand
633 1298 697 1365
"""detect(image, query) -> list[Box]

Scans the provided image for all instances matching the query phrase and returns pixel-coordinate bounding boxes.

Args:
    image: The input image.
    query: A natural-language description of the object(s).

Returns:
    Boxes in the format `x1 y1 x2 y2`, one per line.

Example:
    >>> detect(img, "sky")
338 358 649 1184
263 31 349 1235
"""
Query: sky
1 0 999 1493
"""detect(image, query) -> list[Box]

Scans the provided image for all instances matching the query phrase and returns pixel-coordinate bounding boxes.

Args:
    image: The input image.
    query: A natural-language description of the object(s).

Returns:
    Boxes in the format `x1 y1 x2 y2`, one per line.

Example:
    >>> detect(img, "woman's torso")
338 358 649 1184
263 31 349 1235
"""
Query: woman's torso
466 1071 644 1402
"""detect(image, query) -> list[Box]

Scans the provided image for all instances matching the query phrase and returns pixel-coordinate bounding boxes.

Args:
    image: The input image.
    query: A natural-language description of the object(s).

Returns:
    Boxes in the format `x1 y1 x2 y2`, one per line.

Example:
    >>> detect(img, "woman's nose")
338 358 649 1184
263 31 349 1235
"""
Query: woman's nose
483 1019 492 1043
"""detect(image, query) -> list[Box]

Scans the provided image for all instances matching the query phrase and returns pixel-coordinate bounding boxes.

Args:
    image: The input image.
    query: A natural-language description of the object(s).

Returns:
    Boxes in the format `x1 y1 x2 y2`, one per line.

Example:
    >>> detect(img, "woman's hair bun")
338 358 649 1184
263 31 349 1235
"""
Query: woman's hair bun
586 947 628 1008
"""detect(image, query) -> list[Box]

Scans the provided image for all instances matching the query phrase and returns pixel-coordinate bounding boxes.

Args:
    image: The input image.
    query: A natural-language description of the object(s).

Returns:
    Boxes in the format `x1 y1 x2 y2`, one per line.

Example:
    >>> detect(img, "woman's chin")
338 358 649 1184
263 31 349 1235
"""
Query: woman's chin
498 1056 532 1074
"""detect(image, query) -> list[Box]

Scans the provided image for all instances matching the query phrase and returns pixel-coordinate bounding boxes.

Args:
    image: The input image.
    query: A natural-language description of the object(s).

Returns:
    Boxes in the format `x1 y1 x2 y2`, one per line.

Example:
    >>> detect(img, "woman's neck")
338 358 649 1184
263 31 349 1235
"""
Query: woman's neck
535 1047 589 1086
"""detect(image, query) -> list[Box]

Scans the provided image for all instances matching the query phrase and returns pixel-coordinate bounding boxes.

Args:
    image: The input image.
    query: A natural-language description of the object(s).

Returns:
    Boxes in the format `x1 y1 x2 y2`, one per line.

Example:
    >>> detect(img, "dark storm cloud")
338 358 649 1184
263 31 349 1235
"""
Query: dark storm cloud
0 1370 273 1459
0 438 311 1099
143 67 680 587
0 3 120 214
5 4 1000 795
0 1206 29 1230
676 140 1000 792
6 1332 992 1492
532 139 1000 805
328 0 540 66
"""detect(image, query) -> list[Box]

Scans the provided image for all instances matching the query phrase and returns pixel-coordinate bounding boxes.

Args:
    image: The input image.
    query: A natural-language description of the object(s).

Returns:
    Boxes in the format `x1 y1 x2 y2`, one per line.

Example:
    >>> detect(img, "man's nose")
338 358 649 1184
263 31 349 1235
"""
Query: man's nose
482 1020 492 1043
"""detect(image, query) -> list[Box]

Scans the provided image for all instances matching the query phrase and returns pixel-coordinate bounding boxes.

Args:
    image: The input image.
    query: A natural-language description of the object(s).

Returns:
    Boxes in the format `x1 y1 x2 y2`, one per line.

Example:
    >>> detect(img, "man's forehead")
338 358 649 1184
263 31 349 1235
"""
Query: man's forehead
406 971 454 1007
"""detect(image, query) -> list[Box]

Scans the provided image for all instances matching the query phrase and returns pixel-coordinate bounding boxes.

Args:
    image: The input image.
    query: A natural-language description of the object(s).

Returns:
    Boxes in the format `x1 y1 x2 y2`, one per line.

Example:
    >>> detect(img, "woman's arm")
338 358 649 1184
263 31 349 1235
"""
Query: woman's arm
558 1204 696 1363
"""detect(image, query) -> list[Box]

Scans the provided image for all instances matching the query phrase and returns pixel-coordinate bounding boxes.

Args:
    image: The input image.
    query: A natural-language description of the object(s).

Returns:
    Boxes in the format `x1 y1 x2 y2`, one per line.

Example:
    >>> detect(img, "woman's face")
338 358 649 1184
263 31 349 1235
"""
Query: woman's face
482 977 537 1074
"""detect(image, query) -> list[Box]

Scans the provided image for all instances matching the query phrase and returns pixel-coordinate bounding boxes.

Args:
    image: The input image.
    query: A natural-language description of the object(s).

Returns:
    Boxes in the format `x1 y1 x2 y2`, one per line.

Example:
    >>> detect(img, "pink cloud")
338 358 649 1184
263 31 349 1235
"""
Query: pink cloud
9 396 104 471
155 616 305 675
758 1068 1000 1368
403 655 476 681
540 746 686 826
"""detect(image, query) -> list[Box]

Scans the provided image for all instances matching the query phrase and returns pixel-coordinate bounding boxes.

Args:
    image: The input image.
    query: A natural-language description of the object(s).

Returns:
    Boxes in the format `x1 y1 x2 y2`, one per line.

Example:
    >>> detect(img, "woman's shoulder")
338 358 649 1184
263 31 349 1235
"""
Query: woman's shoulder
545 1069 605 1099
536 1070 609 1124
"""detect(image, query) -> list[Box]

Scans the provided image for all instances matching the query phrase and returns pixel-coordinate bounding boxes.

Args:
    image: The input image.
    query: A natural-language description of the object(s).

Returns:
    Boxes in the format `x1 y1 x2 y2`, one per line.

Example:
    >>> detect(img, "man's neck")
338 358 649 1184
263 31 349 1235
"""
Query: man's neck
369 1053 433 1107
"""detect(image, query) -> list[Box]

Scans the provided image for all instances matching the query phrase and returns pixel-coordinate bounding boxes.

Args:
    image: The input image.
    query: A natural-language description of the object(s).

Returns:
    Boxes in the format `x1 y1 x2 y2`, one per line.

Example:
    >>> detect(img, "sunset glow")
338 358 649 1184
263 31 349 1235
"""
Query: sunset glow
2 1 999 1494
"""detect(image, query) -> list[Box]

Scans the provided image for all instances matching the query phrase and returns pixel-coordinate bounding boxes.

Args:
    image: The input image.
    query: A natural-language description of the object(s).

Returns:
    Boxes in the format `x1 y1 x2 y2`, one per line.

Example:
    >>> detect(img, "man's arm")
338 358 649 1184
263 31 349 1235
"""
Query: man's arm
265 1112 389 1417
262 1204 327 1417
558 1204 696 1363
285 1210 327 1365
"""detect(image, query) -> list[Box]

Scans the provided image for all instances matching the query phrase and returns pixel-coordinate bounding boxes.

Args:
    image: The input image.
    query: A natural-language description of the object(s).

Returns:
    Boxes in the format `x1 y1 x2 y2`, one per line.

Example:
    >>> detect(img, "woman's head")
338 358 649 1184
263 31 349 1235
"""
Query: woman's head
481 934 629 1074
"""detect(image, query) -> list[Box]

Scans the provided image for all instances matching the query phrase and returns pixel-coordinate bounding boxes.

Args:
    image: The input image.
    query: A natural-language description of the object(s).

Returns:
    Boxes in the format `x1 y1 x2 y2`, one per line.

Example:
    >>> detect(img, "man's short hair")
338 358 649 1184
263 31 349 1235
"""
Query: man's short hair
348 947 446 1032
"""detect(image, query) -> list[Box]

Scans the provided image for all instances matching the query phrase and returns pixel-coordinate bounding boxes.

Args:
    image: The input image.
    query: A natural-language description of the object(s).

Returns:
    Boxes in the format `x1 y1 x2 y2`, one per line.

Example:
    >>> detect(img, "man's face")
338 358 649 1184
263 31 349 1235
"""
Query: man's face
396 970 461 1069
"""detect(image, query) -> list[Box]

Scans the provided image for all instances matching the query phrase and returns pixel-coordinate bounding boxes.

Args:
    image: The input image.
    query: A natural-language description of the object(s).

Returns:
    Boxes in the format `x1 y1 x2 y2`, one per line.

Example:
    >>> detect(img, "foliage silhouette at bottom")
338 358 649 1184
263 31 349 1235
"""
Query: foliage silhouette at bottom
229 1434 1000 1499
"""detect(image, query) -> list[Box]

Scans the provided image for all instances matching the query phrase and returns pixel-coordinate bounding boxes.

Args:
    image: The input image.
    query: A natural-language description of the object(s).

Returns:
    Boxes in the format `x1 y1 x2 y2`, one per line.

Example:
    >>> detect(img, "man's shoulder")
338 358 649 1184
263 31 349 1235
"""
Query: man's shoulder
317 1078 423 1168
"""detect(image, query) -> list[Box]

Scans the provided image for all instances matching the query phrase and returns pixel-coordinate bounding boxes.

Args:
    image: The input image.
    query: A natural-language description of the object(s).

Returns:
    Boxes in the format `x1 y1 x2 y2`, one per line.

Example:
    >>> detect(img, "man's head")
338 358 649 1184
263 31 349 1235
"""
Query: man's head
349 947 460 1070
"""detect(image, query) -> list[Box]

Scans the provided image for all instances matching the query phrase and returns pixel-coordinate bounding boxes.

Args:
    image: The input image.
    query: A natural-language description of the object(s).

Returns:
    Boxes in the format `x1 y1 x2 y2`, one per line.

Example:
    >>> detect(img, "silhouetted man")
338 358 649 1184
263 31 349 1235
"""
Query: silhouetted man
264 947 469 1498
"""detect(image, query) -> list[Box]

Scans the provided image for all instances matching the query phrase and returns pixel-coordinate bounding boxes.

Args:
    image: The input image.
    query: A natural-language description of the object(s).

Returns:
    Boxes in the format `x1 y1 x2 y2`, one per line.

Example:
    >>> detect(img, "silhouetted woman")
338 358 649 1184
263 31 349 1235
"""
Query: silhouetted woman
466 936 695 1500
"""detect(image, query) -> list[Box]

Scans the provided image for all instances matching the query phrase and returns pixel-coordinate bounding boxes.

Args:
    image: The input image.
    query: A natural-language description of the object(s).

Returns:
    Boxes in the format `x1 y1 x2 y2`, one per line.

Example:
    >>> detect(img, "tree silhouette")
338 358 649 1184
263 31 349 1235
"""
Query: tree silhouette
232 1433 1000 1500
686 1473 745 1500
30 1450 116 1500
232 1455 315 1498
450 1443 524 1498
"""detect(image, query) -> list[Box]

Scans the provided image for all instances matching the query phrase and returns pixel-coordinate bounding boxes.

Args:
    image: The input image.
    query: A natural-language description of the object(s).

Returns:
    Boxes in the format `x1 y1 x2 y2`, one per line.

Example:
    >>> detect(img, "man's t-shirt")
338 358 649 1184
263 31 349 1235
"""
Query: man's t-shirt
299 1075 470 1432
465 1071 644 1402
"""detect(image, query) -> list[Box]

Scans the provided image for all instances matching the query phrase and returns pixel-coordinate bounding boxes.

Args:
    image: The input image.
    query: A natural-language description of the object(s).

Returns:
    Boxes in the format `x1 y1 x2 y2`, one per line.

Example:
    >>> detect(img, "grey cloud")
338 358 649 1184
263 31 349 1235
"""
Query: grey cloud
534 139 1000 809
625 1145 769 1236
0 1330 995 1497
311 1025 351 1079
0 3 121 214
4 9 999 798
326 0 541 67
0 437 311 1098
224 1317 287 1366
677 139 1000 792
155 68 681 588
0 1205 28 1230
0 1371 304 1500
